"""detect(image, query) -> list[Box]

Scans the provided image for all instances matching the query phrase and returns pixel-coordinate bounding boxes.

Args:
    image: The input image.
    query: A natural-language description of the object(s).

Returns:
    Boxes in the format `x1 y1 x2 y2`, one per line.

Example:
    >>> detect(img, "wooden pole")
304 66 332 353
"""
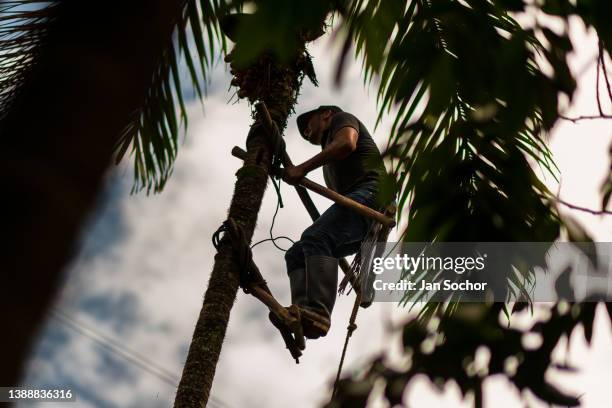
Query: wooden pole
231 145 396 228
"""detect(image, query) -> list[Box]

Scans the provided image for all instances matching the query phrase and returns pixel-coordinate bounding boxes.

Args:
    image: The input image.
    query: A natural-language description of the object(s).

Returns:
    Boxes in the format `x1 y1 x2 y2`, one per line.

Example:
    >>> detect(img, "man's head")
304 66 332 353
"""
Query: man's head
297 105 343 145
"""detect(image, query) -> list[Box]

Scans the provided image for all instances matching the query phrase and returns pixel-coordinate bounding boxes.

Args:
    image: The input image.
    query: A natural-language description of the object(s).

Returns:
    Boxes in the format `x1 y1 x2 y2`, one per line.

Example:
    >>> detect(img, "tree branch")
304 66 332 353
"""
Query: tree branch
554 197 612 216
558 114 612 123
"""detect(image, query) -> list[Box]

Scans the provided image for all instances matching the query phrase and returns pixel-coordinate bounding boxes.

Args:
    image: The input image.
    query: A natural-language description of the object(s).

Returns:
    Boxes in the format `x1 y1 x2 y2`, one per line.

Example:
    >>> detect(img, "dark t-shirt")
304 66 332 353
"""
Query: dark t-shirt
322 111 386 195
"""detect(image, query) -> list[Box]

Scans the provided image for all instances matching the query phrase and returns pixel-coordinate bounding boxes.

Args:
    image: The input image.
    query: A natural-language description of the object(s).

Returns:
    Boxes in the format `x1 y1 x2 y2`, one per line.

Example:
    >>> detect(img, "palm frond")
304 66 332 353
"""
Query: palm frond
114 0 242 194
0 1 60 122
339 0 578 307
342 0 570 238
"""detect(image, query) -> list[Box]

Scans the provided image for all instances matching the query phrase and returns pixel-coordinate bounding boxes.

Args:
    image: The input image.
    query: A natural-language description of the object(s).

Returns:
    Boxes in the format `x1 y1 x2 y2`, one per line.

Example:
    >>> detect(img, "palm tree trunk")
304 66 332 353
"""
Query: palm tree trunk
1 0 186 385
173 126 271 407
174 46 316 406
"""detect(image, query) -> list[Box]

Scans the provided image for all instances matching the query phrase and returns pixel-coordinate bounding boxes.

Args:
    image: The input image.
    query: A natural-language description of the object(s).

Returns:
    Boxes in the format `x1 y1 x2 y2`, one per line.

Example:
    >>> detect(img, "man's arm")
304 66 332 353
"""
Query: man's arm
283 126 358 185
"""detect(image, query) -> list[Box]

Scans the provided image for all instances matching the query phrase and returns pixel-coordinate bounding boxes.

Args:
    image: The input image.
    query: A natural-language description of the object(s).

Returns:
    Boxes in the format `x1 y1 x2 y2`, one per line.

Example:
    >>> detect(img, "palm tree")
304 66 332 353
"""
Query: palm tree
2 0 611 406
172 10 330 405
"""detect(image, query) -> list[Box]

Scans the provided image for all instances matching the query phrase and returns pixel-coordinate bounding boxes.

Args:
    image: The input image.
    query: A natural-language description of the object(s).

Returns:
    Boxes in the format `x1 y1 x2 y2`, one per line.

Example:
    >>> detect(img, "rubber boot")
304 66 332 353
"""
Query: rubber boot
305 255 338 317
299 255 338 339
268 267 307 351
288 267 307 306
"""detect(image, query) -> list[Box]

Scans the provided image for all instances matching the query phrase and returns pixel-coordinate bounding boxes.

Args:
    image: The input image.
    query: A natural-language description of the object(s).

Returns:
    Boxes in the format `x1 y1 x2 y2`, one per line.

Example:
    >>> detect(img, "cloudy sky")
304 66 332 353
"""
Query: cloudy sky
19 15 612 408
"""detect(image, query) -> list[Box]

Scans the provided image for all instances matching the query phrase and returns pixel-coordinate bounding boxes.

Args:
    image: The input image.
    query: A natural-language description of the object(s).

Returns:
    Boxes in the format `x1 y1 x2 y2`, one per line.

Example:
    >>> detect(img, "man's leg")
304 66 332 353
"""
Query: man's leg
282 239 335 339
297 183 378 317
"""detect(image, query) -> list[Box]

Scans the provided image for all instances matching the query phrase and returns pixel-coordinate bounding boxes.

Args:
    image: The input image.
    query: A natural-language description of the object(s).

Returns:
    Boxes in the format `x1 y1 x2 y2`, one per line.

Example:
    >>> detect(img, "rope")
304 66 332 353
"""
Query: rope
211 133 295 289
212 220 230 250
250 179 295 252
212 219 254 289
332 290 362 399
250 125 295 252
331 202 397 398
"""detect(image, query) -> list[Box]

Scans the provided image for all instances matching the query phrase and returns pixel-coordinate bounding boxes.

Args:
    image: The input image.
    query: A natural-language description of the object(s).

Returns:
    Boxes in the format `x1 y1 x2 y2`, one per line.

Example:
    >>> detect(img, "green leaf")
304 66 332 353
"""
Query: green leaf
113 0 239 194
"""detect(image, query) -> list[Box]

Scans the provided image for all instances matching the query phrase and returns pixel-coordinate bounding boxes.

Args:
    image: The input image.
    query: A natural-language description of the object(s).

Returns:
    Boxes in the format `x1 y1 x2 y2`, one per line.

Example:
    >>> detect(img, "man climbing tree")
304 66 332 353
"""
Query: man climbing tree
279 105 391 338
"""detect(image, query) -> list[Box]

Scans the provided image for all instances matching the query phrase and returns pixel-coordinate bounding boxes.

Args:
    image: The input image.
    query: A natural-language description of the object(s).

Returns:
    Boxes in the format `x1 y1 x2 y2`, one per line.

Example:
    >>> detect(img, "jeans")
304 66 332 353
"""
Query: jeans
285 180 379 272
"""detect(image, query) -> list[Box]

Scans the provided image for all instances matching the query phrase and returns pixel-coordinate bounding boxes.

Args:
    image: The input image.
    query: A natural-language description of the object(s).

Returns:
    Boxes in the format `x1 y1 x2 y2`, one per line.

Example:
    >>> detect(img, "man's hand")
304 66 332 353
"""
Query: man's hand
282 164 307 185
